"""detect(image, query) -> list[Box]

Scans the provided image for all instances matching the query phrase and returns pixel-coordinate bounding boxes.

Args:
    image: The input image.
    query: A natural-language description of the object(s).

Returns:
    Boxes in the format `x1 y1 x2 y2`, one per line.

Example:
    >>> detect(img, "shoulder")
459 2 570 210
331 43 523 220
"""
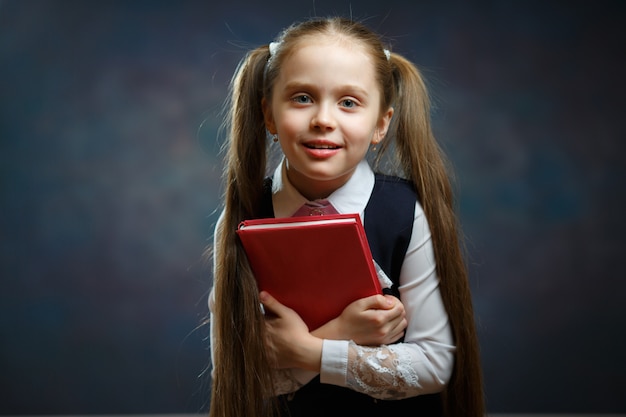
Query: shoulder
366 173 418 224
374 173 415 188
372 173 419 202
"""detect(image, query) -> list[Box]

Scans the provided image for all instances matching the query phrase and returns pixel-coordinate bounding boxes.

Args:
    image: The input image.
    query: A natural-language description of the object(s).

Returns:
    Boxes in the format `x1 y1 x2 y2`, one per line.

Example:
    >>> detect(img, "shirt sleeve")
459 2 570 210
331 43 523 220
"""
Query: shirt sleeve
208 211 223 380
318 202 455 399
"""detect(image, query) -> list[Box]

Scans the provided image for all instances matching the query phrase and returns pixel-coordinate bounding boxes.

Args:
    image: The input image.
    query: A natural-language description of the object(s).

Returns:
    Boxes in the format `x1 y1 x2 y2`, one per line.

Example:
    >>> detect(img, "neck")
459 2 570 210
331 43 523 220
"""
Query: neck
285 164 354 201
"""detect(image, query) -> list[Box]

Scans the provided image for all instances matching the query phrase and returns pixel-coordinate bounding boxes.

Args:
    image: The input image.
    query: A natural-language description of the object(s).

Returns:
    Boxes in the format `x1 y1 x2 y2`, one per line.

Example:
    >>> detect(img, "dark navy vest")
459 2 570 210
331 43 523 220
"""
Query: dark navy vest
260 174 443 416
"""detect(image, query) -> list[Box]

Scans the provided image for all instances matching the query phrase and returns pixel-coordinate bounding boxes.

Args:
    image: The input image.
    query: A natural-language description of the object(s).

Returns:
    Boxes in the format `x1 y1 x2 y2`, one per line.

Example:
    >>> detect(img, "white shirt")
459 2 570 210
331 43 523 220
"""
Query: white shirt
210 159 454 399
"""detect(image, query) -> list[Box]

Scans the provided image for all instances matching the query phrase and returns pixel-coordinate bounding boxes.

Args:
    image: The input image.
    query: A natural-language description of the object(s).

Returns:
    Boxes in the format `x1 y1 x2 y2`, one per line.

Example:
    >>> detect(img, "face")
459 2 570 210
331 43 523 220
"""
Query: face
263 37 393 200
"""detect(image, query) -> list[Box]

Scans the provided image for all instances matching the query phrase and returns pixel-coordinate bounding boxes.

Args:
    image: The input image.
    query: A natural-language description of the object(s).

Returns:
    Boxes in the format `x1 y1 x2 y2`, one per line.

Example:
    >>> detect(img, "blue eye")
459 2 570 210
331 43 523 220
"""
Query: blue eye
293 95 312 104
341 99 356 108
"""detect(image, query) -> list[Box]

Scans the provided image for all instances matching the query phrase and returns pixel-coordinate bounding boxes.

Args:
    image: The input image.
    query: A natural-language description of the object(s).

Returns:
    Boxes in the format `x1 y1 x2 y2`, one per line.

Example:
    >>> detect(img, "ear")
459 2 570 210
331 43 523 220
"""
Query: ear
373 106 394 144
261 98 276 134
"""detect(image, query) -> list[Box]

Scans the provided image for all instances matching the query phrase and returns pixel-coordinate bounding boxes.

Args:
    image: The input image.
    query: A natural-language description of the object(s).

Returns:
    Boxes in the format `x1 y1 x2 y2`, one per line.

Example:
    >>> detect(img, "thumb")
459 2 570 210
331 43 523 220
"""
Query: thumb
259 291 284 316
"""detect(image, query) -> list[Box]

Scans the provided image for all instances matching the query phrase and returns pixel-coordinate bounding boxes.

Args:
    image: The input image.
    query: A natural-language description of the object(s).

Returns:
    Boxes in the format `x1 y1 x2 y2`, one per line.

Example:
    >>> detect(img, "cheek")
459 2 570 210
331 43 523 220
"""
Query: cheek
275 111 305 137
346 121 377 143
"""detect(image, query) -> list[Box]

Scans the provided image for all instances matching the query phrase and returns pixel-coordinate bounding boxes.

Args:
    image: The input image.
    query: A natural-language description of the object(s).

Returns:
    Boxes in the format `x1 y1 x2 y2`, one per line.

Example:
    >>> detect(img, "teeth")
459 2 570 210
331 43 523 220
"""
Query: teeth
308 144 337 149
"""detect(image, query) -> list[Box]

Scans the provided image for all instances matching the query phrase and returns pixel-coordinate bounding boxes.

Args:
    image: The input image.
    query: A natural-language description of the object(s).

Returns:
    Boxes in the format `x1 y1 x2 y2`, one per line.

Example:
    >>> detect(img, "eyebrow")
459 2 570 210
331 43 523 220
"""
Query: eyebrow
282 81 370 99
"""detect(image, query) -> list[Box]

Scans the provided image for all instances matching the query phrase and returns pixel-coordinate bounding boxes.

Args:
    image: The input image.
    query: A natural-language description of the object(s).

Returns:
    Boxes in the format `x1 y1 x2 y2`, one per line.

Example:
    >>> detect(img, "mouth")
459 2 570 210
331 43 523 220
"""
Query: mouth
301 140 342 159
302 140 341 150
304 143 340 149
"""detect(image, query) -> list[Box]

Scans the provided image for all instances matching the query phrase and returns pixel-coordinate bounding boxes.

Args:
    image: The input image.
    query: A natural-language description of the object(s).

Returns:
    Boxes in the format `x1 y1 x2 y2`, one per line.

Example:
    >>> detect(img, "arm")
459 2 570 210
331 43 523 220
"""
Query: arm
263 203 454 399
321 202 455 398
262 291 407 395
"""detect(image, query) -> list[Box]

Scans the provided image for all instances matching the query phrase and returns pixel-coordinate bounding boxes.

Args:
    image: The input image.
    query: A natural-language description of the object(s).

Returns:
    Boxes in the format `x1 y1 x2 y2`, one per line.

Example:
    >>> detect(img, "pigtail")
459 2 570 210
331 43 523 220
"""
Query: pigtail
225 46 271 217
388 53 485 417
209 45 278 417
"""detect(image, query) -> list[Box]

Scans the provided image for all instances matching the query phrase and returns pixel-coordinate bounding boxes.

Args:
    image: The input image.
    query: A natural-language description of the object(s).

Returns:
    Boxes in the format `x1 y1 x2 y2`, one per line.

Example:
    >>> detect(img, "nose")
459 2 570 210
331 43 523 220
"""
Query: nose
311 103 336 131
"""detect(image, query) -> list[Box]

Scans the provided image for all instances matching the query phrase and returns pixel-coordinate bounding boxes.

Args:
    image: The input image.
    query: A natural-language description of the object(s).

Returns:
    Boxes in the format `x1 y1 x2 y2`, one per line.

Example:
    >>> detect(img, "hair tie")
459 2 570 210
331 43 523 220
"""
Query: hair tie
383 49 391 61
269 41 281 57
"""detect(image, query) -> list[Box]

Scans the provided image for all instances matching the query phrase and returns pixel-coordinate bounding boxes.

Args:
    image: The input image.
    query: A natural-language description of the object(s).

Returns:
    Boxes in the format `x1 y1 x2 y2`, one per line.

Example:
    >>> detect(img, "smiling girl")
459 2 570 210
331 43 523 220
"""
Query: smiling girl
208 17 484 417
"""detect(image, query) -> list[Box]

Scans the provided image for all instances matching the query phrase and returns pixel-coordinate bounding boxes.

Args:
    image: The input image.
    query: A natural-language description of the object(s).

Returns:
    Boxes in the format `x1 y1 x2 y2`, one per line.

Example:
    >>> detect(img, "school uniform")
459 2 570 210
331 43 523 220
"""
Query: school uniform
258 159 453 416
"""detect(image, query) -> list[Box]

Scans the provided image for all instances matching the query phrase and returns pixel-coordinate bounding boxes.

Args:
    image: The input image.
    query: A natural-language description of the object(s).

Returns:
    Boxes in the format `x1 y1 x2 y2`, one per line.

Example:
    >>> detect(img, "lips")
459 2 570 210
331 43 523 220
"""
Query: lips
305 143 339 149
301 140 342 159
302 140 341 150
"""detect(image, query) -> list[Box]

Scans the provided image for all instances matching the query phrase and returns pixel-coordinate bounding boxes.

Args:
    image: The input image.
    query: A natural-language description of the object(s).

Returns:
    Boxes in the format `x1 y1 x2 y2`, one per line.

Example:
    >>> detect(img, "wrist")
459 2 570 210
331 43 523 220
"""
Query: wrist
311 317 342 340
296 334 323 372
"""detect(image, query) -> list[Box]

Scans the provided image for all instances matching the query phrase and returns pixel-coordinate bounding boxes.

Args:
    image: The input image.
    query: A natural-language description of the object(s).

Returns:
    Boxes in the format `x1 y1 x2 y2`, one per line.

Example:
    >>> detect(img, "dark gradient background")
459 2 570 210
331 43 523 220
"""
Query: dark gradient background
1 0 624 414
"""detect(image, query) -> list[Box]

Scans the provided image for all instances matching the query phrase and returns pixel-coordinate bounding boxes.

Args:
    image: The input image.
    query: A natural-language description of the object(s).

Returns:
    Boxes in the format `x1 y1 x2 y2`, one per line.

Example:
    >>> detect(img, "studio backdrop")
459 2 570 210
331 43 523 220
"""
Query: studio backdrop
1 0 624 414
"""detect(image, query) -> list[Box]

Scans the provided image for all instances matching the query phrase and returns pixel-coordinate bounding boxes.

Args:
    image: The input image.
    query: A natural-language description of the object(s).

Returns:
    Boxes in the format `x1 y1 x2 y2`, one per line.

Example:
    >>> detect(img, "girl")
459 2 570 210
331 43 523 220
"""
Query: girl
208 17 484 417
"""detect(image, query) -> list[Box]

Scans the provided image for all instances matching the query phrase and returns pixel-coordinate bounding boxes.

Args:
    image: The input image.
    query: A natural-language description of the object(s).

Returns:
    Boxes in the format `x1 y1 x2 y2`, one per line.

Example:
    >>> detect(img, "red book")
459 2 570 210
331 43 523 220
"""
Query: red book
236 213 382 330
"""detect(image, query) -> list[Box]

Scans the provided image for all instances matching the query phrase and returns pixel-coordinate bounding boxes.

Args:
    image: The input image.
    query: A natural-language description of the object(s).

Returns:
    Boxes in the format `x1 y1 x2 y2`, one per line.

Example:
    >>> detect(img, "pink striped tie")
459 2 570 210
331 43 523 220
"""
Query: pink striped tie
291 199 339 217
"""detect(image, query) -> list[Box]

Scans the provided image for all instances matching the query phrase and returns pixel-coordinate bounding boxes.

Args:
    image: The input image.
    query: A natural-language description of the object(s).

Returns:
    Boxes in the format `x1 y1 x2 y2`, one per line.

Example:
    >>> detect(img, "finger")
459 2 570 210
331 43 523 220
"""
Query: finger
380 305 407 330
378 299 405 322
359 294 396 310
259 291 288 316
389 329 405 344
259 291 276 315
394 317 408 339
381 316 406 343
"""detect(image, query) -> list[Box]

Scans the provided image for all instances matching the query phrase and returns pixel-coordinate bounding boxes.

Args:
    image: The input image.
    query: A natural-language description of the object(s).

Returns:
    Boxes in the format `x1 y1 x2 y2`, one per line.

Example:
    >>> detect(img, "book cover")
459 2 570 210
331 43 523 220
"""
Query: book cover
236 213 382 330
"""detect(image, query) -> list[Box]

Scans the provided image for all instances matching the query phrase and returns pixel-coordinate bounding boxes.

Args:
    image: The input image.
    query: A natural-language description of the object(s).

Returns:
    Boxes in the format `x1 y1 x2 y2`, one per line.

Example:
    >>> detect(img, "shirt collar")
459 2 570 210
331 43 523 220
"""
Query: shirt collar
271 158 375 218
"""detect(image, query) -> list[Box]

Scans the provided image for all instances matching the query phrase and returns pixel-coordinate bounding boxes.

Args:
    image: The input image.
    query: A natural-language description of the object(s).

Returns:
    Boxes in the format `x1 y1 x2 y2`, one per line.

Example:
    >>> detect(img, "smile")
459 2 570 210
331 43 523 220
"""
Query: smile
305 144 339 149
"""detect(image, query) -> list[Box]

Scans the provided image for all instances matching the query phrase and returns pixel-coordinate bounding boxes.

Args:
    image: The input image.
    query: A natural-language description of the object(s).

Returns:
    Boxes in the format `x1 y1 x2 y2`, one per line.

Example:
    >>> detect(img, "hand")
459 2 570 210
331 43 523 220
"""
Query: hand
312 294 407 346
260 291 323 372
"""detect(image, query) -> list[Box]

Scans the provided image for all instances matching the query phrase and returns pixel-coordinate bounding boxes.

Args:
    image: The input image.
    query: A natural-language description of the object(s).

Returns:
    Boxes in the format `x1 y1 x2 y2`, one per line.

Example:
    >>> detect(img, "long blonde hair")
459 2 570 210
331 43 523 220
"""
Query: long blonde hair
209 17 484 417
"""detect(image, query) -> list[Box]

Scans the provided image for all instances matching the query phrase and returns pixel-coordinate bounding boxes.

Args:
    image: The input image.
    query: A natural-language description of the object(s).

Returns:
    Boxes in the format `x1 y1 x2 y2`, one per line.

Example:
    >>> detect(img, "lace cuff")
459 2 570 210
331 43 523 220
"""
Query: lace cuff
345 341 425 400
272 368 317 395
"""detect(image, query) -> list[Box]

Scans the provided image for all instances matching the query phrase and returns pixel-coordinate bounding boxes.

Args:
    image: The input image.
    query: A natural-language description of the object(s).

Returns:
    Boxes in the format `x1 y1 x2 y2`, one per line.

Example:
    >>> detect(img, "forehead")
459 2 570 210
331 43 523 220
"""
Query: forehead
288 34 370 61
277 36 377 86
